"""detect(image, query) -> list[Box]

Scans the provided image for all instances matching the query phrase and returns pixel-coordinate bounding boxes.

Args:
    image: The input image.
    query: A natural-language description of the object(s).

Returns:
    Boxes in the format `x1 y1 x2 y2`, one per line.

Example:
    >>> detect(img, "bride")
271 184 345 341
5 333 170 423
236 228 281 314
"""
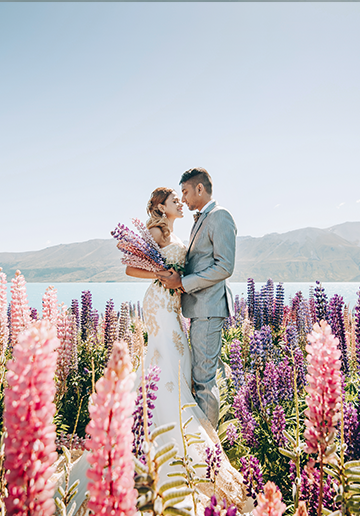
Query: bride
126 187 247 512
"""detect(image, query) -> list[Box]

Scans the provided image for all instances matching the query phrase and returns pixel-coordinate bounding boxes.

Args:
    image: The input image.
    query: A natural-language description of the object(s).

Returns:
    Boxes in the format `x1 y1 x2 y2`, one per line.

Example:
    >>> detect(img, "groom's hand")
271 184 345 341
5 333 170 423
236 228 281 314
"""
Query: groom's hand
157 269 183 290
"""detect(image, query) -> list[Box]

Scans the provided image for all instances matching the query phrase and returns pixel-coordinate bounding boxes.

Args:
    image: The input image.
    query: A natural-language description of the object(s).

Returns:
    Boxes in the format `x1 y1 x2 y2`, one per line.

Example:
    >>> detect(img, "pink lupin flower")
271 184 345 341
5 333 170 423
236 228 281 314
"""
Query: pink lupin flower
304 321 342 456
253 481 286 516
10 270 31 348
56 305 78 383
0 267 9 359
42 285 58 327
4 320 59 516
86 339 137 515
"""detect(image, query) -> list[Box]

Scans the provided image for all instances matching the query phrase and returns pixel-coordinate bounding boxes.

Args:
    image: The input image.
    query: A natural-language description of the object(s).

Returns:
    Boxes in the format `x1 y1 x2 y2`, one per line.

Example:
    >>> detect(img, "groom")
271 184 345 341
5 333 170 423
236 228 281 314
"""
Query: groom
159 167 237 428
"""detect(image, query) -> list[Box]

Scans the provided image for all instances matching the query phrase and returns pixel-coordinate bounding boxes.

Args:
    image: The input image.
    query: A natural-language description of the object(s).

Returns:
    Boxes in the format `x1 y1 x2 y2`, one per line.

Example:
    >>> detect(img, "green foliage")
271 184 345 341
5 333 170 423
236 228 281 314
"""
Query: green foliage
55 446 81 516
55 336 108 437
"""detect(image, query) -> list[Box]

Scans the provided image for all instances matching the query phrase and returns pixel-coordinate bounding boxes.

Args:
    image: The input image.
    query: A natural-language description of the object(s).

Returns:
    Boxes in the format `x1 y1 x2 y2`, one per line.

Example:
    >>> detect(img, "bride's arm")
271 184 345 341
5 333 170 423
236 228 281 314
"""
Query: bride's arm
125 266 157 279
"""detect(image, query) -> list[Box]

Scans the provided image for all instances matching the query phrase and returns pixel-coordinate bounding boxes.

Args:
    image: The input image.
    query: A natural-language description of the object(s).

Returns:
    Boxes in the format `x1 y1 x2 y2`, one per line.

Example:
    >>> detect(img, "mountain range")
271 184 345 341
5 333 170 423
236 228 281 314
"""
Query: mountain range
1 221 360 282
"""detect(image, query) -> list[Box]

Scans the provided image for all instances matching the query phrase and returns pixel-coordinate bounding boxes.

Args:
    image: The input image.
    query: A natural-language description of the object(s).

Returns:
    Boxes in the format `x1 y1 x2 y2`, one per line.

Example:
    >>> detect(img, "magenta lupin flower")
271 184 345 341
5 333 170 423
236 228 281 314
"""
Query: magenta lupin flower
10 270 31 348
4 320 59 516
42 285 58 327
86 339 137 515
253 481 286 516
304 321 342 456
0 268 9 359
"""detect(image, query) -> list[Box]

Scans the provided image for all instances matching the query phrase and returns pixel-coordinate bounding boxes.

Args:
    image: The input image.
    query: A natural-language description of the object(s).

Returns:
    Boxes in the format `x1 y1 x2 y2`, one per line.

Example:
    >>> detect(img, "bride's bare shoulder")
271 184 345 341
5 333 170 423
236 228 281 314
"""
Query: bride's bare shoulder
149 226 165 246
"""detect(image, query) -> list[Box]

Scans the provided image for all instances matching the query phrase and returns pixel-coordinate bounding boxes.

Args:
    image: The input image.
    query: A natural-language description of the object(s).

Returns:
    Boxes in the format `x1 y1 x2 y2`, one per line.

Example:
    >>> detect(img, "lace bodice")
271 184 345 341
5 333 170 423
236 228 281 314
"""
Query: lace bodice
160 241 187 267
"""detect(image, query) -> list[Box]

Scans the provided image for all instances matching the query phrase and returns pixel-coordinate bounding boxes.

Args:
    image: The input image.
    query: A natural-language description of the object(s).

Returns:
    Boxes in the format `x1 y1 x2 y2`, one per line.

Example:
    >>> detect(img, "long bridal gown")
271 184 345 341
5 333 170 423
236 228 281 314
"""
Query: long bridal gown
52 242 248 515
141 242 247 512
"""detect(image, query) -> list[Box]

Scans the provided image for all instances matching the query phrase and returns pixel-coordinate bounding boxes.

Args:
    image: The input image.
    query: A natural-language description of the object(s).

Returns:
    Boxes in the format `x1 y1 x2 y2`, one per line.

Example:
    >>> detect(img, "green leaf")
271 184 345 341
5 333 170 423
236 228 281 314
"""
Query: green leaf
57 486 65 498
68 502 77 516
133 456 148 474
192 463 207 469
323 467 340 480
279 448 297 460
163 507 192 516
159 479 188 495
169 460 184 467
69 479 80 492
134 474 153 487
218 404 231 421
186 439 204 446
183 417 193 429
156 449 178 467
163 488 193 502
283 430 296 446
345 460 360 470
137 492 154 508
184 433 202 440
154 443 176 461
324 444 337 457
150 423 176 441
61 445 71 463
167 472 188 479
322 509 331 515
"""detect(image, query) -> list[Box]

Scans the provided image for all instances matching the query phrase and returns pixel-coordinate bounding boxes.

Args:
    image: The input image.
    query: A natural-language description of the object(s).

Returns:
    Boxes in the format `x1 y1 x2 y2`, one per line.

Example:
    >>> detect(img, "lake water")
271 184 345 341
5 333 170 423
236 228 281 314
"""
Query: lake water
4 281 360 314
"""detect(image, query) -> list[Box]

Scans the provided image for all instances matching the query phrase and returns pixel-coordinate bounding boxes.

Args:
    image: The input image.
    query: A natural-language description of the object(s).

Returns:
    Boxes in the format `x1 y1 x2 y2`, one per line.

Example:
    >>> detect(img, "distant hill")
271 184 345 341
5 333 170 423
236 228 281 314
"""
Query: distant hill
1 222 360 282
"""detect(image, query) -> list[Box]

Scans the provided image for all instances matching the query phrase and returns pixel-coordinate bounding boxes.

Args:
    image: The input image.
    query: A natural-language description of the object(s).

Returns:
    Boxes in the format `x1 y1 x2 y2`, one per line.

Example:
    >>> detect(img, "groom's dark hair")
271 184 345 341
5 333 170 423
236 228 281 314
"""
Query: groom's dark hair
179 167 213 195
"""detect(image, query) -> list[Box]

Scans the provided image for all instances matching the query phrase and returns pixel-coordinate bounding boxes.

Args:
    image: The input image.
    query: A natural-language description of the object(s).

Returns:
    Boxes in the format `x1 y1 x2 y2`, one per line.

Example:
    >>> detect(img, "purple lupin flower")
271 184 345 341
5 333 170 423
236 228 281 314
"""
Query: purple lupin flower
254 291 263 331
323 475 339 512
70 298 80 330
229 339 244 389
293 346 306 390
297 299 313 338
233 385 259 447
285 325 298 351
204 495 236 516
81 290 93 341
264 278 274 326
92 309 99 334
271 405 287 447
273 283 284 332
277 357 294 401
132 365 160 462
247 278 255 321
263 361 280 406
118 301 130 340
226 423 238 446
314 281 329 323
29 307 38 320
239 455 264 502
343 401 360 460
354 290 360 372
205 443 222 482
104 299 118 353
328 294 349 374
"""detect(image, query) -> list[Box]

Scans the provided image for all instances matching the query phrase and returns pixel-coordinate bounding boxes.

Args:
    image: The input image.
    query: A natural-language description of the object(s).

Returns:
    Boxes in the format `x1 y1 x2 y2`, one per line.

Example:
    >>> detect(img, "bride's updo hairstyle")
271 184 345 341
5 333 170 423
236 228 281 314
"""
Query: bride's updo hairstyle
146 187 173 240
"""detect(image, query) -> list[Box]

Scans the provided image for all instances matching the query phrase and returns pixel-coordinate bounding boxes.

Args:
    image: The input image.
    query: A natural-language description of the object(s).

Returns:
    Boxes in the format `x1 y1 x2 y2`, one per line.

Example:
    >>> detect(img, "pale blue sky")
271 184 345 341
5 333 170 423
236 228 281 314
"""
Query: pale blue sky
1 2 360 252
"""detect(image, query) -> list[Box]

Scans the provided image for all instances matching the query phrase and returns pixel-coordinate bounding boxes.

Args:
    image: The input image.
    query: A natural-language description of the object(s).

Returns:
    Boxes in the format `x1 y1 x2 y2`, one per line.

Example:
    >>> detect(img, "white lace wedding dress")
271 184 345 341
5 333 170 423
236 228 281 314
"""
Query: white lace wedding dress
141 242 247 511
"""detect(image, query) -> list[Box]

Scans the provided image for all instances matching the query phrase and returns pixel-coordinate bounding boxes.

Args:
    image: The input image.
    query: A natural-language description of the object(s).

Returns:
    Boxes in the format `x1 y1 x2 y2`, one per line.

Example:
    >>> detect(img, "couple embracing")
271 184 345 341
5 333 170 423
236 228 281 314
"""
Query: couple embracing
127 168 246 508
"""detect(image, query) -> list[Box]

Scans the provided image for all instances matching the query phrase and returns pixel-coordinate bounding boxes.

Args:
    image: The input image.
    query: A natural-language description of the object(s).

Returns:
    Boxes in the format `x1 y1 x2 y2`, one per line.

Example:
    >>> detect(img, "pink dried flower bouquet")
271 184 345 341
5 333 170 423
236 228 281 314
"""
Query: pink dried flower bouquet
4 320 59 516
86 339 137 515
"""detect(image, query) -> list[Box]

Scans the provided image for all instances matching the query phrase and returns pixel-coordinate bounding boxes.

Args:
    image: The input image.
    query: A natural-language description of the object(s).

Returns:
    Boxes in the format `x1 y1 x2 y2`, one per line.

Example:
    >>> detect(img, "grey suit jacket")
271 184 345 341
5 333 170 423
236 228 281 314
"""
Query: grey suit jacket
181 201 237 318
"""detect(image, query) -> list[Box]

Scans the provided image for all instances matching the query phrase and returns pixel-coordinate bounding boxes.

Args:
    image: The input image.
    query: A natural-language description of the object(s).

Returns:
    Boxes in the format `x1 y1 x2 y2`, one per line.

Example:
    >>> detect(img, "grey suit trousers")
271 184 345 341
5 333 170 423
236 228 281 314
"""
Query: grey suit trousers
190 316 224 428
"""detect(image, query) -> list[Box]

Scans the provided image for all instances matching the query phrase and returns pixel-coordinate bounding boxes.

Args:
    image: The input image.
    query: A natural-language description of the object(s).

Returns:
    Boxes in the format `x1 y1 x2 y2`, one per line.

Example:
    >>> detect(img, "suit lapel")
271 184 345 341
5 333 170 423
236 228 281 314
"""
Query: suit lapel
188 201 217 252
